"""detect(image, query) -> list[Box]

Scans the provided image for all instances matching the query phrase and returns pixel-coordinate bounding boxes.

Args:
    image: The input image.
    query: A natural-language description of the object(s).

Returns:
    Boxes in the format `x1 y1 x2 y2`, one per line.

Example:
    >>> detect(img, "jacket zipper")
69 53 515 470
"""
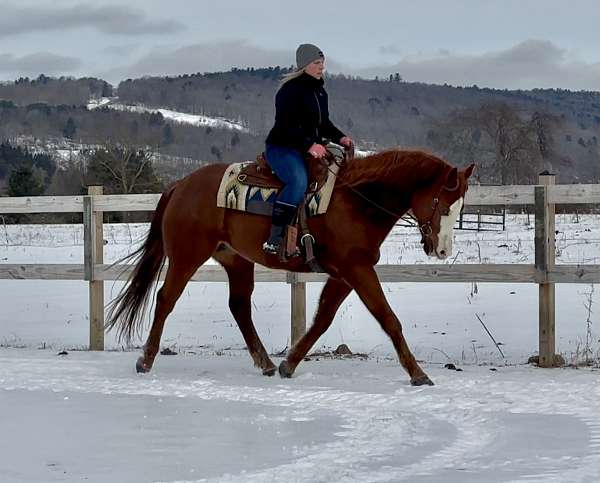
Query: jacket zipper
313 91 321 139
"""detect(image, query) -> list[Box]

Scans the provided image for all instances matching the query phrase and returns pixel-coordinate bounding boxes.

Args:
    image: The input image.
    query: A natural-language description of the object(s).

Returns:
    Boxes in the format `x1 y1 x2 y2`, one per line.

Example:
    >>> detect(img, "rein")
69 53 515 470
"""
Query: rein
318 148 454 240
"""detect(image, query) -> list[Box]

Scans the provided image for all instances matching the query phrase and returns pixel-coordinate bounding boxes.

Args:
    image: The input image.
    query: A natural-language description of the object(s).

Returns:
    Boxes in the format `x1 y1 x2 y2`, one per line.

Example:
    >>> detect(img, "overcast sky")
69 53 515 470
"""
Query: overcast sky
1 0 599 91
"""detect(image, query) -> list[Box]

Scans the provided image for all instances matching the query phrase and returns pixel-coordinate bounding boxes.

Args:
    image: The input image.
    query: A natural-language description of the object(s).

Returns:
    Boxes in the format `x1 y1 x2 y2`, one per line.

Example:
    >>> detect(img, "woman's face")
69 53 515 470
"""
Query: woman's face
305 58 325 79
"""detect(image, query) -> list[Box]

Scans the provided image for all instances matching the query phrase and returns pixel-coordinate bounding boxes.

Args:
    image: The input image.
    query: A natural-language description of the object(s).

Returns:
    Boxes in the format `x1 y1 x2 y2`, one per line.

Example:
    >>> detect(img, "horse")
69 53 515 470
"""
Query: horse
106 148 475 386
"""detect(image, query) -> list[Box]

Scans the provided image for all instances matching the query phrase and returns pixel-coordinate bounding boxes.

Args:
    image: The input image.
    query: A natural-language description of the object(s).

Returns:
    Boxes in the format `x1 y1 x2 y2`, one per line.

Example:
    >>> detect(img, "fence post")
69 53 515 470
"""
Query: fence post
535 173 556 367
84 185 104 351
287 272 306 347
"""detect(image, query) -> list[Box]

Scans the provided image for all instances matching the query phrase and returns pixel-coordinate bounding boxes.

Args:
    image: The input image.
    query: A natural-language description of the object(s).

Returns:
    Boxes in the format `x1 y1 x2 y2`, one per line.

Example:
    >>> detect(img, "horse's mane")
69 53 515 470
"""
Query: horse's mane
339 149 451 188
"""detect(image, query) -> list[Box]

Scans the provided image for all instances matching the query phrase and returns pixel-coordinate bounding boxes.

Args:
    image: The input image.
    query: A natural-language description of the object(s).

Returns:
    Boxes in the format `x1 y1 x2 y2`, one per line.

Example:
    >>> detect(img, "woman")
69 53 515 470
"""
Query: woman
262 43 354 254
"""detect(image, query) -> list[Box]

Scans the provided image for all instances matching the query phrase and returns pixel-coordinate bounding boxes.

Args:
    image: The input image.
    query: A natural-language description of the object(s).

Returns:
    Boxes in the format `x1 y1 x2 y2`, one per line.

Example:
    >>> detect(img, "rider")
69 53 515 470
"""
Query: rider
262 43 354 254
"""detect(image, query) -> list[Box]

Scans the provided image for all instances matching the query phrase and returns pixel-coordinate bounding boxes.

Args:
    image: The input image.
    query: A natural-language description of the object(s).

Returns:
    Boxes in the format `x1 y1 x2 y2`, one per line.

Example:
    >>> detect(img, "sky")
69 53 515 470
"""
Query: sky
1 0 599 91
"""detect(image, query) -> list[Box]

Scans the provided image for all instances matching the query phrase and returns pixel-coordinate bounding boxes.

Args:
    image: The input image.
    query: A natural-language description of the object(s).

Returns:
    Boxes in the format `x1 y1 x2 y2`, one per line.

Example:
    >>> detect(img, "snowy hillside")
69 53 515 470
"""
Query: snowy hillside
87 97 249 132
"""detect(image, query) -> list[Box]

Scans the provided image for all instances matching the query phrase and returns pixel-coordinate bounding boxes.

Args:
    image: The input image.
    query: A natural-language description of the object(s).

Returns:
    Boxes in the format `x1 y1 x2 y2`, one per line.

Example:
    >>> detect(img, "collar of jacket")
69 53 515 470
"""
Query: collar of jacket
296 72 325 88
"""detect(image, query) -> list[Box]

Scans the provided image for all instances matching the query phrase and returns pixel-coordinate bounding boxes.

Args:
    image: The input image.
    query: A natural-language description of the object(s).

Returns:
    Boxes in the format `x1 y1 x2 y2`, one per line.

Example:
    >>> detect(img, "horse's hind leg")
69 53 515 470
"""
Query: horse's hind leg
137 253 210 373
279 277 352 378
213 247 276 376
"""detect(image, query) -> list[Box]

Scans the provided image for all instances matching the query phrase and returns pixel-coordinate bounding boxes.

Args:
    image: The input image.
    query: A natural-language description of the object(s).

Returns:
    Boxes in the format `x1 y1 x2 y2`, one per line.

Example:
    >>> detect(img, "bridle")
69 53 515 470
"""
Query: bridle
416 175 461 246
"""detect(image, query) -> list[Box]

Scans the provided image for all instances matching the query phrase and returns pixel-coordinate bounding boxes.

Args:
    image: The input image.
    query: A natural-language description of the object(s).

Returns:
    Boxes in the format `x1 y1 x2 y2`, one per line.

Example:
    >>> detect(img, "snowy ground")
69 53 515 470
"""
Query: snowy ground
2 214 600 482
2 350 600 482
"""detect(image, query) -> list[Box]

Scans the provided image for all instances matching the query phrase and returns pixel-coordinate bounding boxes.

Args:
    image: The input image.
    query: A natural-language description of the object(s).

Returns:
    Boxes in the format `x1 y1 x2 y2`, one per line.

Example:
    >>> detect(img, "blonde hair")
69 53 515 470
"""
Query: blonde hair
280 68 305 85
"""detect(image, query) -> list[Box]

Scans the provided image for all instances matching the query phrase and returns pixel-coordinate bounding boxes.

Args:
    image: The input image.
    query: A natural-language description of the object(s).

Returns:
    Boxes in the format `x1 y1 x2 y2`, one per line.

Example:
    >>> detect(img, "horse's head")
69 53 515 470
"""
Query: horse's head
410 163 475 259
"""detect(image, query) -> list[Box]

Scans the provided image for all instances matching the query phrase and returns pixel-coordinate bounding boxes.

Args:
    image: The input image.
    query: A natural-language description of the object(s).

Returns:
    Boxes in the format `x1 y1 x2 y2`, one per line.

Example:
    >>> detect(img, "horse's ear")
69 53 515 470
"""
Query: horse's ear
464 163 475 179
444 167 459 191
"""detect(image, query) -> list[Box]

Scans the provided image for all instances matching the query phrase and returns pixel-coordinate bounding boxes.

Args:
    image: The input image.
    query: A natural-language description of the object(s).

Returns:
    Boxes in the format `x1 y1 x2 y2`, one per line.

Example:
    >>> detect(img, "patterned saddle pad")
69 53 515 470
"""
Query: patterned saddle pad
216 152 342 217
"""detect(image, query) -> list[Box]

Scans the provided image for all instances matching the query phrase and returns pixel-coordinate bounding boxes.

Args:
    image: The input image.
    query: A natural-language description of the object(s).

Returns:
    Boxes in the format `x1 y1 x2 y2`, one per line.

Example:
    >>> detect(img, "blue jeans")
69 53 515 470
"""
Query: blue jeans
265 144 308 206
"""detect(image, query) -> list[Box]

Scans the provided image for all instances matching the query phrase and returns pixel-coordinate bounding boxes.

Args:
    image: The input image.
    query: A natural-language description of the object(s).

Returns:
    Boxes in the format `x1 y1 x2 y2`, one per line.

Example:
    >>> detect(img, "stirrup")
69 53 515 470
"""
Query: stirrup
262 240 280 255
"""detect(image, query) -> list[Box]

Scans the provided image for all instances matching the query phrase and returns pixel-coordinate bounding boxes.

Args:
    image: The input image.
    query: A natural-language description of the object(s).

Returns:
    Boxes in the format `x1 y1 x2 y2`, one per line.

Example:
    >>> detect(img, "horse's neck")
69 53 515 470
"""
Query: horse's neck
344 182 409 242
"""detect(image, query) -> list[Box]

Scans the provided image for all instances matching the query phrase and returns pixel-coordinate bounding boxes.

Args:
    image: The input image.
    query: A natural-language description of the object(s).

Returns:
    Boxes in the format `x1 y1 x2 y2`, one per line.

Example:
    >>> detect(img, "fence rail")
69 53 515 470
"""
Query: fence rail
2 176 599 366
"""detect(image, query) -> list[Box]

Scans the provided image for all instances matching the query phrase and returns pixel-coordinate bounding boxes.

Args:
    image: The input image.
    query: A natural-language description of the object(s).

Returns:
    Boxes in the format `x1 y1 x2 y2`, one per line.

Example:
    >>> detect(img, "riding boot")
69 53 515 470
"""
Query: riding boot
262 201 297 255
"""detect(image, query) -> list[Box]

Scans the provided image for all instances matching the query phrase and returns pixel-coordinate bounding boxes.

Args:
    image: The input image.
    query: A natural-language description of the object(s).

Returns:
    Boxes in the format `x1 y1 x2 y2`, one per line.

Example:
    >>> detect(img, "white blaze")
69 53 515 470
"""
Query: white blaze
436 197 463 259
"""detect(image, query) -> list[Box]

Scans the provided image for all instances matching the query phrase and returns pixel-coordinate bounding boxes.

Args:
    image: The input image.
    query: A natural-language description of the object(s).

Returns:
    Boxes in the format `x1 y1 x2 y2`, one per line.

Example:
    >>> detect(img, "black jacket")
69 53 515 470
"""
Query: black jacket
265 73 345 153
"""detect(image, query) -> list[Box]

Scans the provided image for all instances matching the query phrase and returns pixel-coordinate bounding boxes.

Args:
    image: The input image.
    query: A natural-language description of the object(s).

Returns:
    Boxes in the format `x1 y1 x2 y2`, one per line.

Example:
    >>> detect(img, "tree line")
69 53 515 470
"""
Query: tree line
1 68 600 192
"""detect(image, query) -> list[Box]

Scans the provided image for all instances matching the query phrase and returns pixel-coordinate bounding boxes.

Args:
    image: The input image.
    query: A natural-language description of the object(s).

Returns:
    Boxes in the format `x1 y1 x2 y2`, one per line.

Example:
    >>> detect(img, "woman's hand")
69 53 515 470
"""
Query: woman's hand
339 136 354 149
308 143 327 158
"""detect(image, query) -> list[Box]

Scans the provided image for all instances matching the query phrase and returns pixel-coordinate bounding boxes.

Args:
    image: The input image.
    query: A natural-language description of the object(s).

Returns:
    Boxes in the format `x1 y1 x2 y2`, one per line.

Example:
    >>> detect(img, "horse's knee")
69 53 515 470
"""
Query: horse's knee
228 295 250 316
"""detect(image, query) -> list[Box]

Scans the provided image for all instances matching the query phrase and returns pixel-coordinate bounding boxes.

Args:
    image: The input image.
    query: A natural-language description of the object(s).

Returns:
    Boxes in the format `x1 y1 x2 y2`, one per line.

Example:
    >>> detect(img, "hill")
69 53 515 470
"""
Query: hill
1 69 600 188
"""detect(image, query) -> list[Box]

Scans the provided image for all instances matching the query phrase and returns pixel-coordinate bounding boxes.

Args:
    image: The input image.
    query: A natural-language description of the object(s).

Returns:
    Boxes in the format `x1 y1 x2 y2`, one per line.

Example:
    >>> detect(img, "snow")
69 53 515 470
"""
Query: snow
87 97 249 132
2 214 600 481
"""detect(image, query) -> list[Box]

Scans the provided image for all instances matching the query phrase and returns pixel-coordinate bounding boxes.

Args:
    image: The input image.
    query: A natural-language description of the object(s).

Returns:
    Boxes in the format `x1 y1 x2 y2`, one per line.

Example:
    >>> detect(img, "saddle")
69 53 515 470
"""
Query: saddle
237 152 331 193
216 144 352 271
250 145 352 271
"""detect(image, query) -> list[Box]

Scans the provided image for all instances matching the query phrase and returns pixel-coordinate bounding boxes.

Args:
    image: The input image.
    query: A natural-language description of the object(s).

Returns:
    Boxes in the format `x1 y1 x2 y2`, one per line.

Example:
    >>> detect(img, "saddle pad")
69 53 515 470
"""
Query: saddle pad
216 160 340 217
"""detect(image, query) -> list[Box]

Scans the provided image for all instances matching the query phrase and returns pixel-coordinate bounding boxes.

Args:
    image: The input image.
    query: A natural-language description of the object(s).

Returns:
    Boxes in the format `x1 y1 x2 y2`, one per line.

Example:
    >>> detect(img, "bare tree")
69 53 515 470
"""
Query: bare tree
434 102 559 184
84 144 163 195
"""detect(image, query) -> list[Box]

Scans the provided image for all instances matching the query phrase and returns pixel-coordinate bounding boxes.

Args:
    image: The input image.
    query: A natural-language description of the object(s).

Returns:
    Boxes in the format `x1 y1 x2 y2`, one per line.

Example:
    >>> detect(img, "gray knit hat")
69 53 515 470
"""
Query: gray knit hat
296 43 324 70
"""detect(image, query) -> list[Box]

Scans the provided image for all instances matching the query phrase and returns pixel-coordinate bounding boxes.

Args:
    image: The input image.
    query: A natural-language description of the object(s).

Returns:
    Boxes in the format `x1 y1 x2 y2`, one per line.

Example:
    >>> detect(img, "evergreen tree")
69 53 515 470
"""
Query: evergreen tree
7 165 45 196
162 124 174 145
63 117 77 139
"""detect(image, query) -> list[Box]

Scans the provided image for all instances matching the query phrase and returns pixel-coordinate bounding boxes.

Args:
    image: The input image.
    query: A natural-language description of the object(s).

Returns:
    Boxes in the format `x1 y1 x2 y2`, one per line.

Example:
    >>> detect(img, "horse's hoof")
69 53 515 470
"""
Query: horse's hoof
278 360 294 378
136 357 151 374
410 375 434 386
262 366 277 377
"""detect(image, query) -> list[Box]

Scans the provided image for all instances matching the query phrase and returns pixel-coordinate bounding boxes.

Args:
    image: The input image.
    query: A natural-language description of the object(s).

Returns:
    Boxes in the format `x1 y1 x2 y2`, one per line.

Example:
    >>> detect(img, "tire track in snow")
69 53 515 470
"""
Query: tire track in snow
3 355 600 482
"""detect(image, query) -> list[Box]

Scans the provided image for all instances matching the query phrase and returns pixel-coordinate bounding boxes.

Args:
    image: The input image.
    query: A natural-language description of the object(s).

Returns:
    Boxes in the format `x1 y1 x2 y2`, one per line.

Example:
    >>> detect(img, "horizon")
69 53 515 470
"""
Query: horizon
2 66 599 95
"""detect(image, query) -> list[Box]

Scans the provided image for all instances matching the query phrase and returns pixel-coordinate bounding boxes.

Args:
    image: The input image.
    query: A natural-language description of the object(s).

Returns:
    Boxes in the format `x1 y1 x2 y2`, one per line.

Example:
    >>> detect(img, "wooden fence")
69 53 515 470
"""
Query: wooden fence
3 174 600 367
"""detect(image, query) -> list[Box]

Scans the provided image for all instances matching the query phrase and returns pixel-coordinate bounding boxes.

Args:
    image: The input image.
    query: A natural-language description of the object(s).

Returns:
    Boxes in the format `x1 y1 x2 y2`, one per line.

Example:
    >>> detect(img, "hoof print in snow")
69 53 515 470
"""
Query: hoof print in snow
160 347 178 356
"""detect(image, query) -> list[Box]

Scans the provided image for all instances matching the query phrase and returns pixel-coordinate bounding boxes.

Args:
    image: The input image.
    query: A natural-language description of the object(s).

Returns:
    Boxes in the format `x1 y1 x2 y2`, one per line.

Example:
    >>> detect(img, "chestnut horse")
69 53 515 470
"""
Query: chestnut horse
107 148 474 386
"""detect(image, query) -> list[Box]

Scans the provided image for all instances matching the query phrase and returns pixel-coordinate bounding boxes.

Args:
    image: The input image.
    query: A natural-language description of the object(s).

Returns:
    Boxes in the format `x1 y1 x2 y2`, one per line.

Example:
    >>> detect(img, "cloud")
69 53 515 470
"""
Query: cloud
0 4 183 37
0 52 81 76
379 44 402 56
102 44 141 58
355 40 600 91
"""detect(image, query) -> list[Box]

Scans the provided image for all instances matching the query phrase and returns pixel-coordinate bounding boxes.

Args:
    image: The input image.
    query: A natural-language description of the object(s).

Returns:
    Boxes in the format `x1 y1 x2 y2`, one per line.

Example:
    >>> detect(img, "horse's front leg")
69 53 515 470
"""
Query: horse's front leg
342 264 433 386
279 277 352 378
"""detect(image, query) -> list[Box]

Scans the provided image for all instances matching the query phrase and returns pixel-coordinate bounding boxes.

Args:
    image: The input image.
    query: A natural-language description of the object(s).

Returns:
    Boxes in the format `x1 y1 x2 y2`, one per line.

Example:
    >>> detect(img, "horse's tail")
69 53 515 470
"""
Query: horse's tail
105 184 176 343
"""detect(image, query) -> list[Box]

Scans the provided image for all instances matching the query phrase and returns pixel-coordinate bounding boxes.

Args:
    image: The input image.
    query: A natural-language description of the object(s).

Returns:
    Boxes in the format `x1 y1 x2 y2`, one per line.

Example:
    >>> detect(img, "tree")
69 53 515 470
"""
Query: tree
162 124 174 145
63 117 77 139
437 103 555 184
7 165 45 196
530 111 562 172
210 145 222 161
84 145 163 195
